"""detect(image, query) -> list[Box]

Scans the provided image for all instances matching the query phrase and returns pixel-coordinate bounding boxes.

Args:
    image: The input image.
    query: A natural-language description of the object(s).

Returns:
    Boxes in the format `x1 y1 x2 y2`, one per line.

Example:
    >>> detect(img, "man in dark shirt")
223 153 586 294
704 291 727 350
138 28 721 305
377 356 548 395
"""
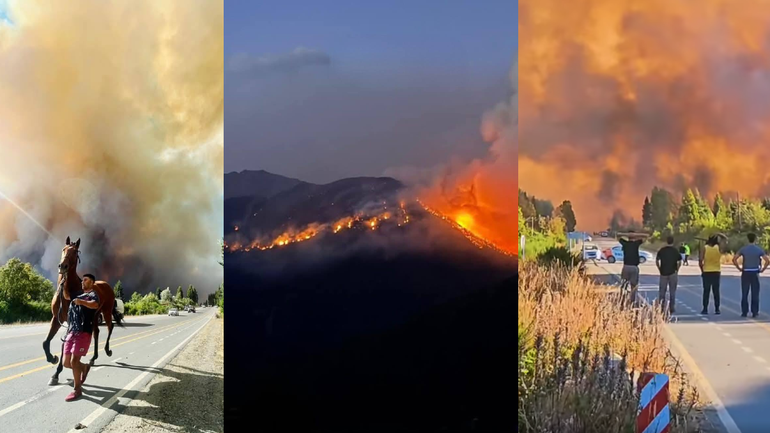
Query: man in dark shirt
618 232 648 305
62 273 100 402
656 236 682 314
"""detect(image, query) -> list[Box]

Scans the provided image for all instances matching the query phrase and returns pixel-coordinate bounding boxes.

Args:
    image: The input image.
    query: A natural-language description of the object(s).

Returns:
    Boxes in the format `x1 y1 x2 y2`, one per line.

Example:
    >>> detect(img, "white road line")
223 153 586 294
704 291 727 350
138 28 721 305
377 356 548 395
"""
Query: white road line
663 326 742 433
151 341 157 345
742 347 754 353
66 316 212 433
723 332 732 337
0 383 67 418
754 356 766 363
716 326 723 331
732 339 743 345
701 317 709 321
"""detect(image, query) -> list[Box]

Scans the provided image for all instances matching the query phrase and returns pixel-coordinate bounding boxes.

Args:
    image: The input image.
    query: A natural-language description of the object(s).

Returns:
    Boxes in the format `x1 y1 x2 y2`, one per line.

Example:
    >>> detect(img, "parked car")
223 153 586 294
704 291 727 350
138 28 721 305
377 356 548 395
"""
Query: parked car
582 243 600 260
600 231 609 237
602 245 654 264
168 308 179 316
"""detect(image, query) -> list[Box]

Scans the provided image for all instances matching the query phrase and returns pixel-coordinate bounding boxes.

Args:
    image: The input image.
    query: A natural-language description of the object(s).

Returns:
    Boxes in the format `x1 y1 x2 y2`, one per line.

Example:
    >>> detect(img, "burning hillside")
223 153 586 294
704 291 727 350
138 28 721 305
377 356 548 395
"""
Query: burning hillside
226 201 412 252
519 0 770 229
225 194 515 258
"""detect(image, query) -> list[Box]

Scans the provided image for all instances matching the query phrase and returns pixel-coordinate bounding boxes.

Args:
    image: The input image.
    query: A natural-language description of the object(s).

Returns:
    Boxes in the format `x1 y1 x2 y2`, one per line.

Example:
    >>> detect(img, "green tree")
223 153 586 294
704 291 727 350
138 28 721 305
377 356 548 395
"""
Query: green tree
160 288 172 303
557 200 577 232
0 258 54 306
130 291 142 303
694 189 714 226
642 196 653 228
114 280 124 302
678 189 700 229
533 198 554 218
712 193 732 230
219 238 225 267
518 190 537 220
518 206 526 236
155 287 162 299
176 286 184 301
547 215 567 242
762 198 770 211
188 285 198 304
650 187 675 230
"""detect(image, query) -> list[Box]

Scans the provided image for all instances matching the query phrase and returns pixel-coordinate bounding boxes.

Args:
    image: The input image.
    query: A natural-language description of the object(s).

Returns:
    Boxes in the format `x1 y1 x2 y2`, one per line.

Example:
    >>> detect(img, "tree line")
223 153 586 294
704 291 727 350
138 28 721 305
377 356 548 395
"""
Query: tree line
518 190 578 233
620 186 770 252
519 189 579 259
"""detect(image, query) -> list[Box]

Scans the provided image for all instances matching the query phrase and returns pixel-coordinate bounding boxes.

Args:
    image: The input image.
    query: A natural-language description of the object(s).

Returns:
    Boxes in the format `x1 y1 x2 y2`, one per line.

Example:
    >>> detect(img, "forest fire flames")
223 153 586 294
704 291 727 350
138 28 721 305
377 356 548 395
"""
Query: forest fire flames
225 199 513 257
519 0 770 229
225 203 411 252
417 200 515 258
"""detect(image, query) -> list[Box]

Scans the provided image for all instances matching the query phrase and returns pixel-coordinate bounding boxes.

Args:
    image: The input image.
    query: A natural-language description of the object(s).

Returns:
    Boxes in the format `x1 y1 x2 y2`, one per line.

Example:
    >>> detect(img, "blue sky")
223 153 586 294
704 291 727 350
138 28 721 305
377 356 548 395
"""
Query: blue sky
0 0 12 26
225 0 517 183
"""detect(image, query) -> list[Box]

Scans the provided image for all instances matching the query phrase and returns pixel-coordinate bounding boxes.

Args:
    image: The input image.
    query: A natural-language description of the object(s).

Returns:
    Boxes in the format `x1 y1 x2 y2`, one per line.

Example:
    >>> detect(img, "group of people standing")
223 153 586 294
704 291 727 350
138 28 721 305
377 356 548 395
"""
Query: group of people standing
653 233 770 317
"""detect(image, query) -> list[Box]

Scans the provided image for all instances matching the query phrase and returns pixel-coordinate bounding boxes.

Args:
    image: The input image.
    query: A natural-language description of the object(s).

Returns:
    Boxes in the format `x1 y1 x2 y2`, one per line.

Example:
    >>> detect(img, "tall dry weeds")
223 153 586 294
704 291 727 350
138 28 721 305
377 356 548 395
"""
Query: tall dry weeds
518 262 703 433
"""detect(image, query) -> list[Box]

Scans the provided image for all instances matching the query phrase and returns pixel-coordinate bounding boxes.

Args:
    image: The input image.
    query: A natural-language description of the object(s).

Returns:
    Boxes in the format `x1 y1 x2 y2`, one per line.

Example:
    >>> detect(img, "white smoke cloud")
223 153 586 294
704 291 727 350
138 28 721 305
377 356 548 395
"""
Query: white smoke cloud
0 0 223 295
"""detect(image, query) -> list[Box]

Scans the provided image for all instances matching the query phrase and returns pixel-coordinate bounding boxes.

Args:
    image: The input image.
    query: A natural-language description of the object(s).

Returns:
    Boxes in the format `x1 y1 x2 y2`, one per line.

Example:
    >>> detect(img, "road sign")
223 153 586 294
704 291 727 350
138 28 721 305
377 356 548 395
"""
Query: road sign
636 372 670 433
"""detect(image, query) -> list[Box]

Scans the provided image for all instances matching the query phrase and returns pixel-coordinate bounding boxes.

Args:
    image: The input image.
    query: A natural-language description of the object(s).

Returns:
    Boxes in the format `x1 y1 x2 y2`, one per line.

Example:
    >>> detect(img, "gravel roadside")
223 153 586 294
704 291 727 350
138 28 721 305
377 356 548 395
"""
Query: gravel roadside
100 316 224 433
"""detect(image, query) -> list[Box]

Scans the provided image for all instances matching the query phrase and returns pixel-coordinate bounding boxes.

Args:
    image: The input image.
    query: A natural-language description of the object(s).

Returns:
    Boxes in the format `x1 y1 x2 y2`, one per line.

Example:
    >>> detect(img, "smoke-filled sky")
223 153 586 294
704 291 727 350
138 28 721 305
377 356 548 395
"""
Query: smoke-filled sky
225 0 516 254
0 0 224 295
224 0 514 183
519 0 770 231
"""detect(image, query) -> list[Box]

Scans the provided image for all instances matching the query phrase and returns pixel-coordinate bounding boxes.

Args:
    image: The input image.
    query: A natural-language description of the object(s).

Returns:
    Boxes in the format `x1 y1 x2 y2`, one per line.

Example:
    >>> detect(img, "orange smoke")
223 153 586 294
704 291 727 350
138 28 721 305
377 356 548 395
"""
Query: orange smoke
415 62 517 254
519 0 770 230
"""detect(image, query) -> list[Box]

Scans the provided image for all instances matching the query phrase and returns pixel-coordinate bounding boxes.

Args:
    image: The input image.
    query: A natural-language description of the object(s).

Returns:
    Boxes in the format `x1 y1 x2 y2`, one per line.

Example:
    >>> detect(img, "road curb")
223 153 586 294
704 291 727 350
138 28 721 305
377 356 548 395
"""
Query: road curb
65 313 215 433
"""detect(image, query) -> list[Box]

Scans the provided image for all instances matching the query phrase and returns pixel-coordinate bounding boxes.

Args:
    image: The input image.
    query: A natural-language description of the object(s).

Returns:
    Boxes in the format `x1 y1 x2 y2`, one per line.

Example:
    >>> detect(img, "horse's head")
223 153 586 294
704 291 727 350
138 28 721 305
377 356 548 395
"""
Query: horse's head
58 236 80 275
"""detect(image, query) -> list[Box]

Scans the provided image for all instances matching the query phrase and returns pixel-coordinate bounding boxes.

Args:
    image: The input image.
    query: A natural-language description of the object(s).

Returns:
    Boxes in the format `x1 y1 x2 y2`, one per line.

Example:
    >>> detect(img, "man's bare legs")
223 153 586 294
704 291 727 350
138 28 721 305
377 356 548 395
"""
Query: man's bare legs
63 353 83 392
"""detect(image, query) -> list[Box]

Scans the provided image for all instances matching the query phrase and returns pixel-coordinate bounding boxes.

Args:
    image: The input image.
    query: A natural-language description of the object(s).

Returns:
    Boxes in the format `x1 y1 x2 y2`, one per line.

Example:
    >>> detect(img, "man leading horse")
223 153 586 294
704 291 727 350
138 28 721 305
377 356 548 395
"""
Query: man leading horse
41 236 124 391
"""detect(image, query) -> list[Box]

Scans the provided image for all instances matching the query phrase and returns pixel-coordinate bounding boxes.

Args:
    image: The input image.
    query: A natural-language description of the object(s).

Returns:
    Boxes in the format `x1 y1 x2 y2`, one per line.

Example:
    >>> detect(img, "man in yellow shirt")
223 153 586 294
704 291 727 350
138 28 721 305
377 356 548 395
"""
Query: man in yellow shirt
700 234 724 315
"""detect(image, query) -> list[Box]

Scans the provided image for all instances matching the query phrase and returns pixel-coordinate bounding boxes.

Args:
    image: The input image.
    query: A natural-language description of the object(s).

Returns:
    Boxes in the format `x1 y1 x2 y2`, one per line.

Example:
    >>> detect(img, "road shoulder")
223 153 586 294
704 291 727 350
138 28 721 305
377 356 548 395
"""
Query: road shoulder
100 316 224 433
588 262 729 433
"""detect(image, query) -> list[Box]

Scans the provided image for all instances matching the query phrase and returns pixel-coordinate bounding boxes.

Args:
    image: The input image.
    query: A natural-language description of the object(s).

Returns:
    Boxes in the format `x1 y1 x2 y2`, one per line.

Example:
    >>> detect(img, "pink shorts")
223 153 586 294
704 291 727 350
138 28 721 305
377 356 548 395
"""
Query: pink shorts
63 331 92 356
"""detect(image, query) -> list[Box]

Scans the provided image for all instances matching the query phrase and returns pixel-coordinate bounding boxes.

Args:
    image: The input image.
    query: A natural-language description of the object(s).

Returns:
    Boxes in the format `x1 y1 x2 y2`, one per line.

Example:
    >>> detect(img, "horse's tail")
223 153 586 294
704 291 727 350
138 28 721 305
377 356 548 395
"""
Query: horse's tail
112 302 125 328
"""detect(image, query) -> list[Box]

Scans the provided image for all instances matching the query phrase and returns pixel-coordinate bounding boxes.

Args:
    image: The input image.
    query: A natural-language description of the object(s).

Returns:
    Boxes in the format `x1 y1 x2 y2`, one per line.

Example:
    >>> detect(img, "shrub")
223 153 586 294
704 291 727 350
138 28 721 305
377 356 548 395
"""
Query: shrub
518 262 701 433
537 246 581 268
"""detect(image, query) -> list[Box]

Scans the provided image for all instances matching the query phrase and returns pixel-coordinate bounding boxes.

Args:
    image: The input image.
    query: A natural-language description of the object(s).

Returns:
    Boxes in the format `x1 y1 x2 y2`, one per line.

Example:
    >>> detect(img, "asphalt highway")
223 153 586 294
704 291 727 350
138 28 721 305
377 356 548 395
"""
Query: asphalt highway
0 307 214 433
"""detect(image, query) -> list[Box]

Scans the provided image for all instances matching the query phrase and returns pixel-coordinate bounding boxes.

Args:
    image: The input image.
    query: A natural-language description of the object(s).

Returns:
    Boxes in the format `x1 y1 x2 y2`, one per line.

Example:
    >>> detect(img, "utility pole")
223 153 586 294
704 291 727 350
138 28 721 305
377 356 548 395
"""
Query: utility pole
738 192 742 230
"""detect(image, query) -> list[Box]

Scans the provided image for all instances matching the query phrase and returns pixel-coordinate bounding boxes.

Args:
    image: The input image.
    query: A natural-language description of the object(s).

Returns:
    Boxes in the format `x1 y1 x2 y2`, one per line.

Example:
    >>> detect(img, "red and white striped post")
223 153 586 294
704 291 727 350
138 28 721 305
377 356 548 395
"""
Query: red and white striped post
637 372 670 433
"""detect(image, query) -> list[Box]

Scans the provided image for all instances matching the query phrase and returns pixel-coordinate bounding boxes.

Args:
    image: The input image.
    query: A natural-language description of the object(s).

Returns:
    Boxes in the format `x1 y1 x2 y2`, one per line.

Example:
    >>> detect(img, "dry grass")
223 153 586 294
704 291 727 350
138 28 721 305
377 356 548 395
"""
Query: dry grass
518 262 708 433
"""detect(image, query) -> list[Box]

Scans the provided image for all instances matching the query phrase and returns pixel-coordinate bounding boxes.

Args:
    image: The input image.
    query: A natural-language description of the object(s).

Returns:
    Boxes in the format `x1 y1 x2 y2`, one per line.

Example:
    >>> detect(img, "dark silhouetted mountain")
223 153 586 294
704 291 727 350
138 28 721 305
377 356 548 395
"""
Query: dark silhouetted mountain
225 175 404 237
224 169 306 200
224 171 515 431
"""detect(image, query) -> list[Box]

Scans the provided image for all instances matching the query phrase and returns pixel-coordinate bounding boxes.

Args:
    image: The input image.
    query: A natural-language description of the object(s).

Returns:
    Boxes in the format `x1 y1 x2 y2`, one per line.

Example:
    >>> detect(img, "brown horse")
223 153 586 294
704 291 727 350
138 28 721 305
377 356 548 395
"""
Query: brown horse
42 236 124 386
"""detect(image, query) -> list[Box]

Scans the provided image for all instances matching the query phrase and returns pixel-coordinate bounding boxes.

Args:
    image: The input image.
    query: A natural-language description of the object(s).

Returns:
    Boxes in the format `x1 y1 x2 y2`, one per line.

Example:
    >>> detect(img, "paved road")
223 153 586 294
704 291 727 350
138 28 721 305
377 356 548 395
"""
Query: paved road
587 238 770 432
0 308 214 433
